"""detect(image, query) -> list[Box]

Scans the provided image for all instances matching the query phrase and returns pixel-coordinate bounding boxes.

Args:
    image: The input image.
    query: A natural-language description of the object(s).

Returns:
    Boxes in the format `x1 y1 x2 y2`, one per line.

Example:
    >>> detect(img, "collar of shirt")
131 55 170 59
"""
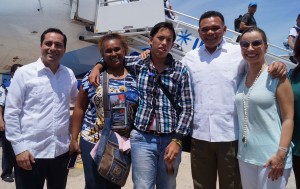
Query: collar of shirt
36 57 62 74
144 53 175 73
200 39 228 55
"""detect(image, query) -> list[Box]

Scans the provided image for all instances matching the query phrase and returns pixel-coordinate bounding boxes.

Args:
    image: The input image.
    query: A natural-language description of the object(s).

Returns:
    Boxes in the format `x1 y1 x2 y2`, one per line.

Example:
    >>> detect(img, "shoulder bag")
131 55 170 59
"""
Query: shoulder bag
92 71 131 186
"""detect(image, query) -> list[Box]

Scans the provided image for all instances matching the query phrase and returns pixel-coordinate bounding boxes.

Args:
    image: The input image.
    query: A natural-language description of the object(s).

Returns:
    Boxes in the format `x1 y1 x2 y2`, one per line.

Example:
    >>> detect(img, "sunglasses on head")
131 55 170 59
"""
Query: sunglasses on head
240 40 265 49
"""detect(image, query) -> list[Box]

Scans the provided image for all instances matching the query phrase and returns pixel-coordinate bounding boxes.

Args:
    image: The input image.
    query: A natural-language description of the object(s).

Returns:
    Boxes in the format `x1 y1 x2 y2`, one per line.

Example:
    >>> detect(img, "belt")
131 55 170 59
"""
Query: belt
133 127 168 136
146 130 167 136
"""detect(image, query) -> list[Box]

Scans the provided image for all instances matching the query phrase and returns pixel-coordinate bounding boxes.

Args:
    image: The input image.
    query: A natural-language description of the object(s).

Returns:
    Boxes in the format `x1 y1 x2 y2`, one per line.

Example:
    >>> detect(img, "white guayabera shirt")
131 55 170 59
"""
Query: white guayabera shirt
4 58 78 158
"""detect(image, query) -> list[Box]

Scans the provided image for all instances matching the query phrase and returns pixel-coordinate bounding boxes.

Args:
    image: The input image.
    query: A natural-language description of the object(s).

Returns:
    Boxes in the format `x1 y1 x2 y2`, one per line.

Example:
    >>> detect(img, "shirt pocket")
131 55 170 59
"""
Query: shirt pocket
30 87 53 104
24 86 53 124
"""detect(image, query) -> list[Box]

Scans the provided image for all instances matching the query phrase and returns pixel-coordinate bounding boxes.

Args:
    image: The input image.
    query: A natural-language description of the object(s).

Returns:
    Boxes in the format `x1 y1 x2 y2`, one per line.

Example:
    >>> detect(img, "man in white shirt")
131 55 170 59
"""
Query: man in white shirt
4 28 78 189
164 0 175 20
181 11 286 189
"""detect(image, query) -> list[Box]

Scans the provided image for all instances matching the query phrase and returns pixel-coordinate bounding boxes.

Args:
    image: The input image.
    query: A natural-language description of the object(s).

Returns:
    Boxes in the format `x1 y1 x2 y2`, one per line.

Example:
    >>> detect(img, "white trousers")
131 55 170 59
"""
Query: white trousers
238 160 291 189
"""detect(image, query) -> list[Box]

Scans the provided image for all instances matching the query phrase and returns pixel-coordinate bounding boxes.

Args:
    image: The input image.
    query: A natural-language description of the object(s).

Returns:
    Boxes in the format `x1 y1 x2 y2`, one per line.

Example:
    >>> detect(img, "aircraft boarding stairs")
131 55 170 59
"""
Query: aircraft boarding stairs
71 0 296 69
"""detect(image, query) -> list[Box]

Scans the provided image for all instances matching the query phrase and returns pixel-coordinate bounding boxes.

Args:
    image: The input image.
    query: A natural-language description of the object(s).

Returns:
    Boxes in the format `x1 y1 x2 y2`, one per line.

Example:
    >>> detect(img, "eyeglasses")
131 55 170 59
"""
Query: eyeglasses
240 40 265 49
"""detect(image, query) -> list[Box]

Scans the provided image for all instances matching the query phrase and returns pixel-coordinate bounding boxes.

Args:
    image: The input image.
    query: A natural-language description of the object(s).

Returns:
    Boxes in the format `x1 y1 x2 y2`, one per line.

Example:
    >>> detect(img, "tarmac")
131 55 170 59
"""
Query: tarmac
0 140 297 189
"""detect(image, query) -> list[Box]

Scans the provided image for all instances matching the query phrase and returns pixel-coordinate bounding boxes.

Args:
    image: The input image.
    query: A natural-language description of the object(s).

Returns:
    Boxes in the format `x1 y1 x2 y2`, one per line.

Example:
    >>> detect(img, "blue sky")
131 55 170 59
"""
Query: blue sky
170 0 299 54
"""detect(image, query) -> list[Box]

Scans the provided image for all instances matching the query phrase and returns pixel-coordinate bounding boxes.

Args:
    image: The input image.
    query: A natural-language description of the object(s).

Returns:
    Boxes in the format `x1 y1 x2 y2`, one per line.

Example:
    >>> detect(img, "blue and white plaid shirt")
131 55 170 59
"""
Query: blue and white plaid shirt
99 54 193 138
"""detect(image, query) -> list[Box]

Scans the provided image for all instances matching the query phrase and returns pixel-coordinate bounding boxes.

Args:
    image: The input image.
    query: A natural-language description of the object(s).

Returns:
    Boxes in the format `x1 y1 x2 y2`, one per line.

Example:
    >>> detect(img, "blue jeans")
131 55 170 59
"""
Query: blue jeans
130 129 181 189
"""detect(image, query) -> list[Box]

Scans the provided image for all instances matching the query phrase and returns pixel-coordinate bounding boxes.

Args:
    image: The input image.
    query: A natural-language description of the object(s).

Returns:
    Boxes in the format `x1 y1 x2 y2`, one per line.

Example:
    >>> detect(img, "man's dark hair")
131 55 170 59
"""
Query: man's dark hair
199 11 225 26
150 22 176 42
298 14 300 19
40 28 67 48
11 64 23 74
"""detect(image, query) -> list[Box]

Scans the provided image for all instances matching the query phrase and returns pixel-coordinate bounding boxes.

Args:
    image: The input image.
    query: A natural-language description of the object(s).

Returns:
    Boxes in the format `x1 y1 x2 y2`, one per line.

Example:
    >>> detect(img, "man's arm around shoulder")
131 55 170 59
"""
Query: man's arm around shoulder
88 56 141 86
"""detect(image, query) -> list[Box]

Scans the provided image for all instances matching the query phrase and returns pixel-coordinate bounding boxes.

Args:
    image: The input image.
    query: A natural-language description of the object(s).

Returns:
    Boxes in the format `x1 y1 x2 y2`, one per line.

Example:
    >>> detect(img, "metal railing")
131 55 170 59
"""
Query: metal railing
166 8 296 69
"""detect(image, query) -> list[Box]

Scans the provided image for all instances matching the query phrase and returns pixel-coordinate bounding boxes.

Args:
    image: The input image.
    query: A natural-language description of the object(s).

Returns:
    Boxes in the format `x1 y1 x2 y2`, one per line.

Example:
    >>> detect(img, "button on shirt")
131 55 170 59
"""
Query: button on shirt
123 54 194 136
4 58 78 158
181 40 245 142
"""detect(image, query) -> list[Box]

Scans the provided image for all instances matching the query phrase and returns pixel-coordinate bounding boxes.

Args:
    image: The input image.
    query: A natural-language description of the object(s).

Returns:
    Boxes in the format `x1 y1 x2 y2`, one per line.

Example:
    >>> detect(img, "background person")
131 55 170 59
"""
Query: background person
164 0 175 20
239 2 257 33
69 33 138 189
289 36 300 188
0 64 22 183
235 27 294 189
4 28 78 189
287 14 300 63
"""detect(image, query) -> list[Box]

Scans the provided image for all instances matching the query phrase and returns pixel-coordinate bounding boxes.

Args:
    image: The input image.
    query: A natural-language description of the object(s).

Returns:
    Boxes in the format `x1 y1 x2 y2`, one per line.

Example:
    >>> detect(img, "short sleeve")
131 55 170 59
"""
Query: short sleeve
81 71 91 92
289 27 297 37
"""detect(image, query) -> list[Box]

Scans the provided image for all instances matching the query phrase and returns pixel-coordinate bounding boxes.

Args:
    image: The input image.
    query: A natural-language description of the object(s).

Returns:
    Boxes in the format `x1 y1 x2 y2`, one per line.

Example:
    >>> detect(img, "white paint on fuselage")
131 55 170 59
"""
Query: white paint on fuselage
0 0 97 76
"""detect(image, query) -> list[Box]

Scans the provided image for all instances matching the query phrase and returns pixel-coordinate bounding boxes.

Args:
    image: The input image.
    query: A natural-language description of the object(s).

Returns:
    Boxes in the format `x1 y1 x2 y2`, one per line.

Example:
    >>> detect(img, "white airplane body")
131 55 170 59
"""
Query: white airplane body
0 0 167 83
0 0 98 81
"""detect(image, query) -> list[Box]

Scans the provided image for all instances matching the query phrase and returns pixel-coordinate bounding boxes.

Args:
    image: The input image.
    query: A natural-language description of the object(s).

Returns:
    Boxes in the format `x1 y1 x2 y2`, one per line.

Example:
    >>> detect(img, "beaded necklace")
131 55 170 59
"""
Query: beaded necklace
242 63 267 144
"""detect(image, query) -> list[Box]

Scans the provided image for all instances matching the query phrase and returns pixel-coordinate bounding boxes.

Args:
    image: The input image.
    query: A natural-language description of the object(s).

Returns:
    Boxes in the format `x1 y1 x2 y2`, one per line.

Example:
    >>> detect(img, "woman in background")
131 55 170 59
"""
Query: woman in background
290 36 300 188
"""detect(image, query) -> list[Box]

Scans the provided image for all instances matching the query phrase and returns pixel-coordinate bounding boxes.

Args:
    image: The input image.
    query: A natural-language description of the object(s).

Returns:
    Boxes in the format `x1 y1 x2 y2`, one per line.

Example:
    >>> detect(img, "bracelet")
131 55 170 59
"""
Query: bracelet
172 138 182 148
278 146 288 153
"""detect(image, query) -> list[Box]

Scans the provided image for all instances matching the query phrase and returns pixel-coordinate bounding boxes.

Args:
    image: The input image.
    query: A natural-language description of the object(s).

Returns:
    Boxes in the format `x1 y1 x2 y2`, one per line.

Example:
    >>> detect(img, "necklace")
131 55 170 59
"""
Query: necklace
242 63 266 144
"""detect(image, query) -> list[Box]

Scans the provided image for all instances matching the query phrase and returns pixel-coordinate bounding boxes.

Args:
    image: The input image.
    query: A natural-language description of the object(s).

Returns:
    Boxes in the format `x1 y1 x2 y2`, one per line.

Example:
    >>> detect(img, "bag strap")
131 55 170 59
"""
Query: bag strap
101 70 112 137
156 75 180 116
94 71 112 161
103 70 110 119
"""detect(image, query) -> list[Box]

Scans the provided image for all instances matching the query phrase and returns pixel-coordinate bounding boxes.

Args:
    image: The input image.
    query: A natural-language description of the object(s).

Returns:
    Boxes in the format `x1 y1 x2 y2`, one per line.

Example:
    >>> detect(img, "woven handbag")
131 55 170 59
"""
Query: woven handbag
92 71 131 186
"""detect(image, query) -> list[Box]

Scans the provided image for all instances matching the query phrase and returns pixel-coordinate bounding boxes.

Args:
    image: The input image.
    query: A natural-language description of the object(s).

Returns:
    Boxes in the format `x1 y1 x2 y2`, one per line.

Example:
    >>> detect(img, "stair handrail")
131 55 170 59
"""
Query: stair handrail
166 8 293 55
